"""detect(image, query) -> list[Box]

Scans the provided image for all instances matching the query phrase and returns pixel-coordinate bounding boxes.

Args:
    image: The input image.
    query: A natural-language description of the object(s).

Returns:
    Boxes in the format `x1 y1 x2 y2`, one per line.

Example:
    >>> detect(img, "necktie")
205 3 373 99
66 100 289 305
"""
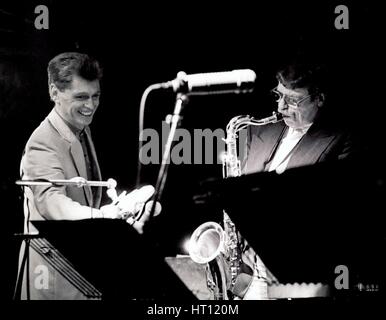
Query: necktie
79 131 93 181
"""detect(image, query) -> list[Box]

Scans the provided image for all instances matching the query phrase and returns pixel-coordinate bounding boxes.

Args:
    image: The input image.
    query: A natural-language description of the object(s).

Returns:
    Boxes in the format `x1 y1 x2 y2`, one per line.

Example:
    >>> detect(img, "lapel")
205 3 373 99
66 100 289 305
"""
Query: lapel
47 110 93 206
287 124 337 169
245 121 287 174
83 127 102 208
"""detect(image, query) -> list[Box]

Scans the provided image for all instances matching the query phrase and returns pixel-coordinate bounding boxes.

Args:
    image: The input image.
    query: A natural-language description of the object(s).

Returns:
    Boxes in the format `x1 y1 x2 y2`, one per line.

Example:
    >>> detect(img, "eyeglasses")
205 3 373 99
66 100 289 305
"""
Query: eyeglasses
271 88 313 109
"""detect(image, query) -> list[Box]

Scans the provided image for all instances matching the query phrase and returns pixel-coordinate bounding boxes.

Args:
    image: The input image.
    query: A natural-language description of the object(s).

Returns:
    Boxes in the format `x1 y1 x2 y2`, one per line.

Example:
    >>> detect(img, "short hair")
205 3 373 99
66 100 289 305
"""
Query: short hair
47 52 103 91
276 60 327 97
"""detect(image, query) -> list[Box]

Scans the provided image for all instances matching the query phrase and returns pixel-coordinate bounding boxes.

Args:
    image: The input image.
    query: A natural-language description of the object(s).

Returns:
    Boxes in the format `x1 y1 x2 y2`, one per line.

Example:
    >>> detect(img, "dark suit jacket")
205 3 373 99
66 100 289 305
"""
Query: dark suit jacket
241 120 354 175
231 118 355 297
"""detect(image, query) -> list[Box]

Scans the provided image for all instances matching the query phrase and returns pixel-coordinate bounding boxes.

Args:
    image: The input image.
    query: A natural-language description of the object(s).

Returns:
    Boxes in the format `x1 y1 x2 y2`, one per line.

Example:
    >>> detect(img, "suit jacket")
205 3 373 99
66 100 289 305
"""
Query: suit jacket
241 120 353 175
18 109 102 300
232 119 354 298
21 109 102 222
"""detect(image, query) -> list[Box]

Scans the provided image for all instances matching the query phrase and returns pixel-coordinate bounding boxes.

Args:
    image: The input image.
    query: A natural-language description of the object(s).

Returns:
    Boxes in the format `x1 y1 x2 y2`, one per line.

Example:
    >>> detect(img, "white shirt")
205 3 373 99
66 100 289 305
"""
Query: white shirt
268 124 312 174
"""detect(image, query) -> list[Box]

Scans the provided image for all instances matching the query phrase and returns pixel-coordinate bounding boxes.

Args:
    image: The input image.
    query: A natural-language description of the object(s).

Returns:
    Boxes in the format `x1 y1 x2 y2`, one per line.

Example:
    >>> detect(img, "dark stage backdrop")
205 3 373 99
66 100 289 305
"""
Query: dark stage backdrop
1 1 384 300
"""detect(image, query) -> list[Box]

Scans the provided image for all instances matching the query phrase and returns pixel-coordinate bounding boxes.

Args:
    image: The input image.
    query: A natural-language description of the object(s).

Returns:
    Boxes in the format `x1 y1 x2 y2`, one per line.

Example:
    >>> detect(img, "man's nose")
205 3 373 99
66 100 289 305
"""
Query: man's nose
84 98 95 109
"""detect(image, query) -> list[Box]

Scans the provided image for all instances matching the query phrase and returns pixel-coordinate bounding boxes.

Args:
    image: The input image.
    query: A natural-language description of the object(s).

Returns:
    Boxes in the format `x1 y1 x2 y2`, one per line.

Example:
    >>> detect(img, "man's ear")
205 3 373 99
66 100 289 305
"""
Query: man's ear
49 83 59 103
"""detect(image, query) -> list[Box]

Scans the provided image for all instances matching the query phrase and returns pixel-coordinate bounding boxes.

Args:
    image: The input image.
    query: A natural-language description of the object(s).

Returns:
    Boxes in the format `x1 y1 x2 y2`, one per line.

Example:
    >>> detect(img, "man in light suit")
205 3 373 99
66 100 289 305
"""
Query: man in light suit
17 52 160 299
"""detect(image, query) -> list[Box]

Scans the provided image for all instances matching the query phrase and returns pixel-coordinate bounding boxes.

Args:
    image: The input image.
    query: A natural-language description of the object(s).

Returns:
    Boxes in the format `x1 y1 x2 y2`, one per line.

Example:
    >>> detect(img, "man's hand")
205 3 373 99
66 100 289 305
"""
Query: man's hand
128 200 162 234
100 184 162 233
99 203 121 219
116 185 154 215
115 185 162 234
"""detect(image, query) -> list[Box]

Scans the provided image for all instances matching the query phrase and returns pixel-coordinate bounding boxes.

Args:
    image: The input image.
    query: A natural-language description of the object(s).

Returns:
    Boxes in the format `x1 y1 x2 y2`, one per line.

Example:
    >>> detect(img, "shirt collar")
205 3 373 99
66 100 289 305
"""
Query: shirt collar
288 123 313 135
54 109 84 138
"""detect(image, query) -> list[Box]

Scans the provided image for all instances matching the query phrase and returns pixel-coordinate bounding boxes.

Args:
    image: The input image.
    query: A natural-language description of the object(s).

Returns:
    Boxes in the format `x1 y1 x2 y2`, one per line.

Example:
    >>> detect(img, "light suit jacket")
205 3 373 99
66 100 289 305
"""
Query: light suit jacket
18 109 102 300
21 109 102 222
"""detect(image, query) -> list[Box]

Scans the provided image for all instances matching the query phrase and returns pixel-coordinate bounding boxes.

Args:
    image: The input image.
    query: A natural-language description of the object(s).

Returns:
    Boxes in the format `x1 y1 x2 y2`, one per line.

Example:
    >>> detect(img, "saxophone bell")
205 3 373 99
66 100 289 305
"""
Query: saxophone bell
189 222 230 300
189 222 226 264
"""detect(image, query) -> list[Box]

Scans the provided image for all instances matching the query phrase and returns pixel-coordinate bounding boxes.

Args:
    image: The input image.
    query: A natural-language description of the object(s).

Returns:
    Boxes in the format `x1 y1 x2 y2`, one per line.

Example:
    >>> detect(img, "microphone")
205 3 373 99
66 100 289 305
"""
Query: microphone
161 69 256 95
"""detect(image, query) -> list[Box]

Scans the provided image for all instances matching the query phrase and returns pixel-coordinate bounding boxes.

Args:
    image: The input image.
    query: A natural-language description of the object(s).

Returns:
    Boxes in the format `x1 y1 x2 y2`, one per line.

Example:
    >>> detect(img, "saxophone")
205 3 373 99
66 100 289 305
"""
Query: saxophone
189 112 283 300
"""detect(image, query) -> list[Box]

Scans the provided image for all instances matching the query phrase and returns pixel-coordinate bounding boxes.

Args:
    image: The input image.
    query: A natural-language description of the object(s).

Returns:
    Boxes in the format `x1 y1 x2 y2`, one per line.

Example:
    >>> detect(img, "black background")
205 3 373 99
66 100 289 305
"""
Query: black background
1 0 384 301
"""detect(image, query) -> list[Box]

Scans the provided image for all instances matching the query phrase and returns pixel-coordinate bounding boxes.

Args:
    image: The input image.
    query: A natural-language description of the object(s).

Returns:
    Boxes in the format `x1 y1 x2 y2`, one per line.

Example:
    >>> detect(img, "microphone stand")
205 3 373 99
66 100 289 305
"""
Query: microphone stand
15 178 117 189
149 93 189 219
14 177 118 300
15 177 118 237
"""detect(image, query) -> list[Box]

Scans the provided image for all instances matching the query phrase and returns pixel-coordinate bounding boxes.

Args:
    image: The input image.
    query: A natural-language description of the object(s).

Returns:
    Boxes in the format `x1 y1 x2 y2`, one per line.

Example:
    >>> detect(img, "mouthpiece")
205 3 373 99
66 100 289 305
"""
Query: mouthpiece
274 112 283 122
253 112 284 126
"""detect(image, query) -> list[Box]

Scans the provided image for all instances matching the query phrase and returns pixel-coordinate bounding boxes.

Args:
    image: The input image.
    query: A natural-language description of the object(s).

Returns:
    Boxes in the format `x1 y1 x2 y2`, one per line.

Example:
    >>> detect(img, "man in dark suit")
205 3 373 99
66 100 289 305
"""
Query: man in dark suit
242 61 353 175
235 60 355 299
